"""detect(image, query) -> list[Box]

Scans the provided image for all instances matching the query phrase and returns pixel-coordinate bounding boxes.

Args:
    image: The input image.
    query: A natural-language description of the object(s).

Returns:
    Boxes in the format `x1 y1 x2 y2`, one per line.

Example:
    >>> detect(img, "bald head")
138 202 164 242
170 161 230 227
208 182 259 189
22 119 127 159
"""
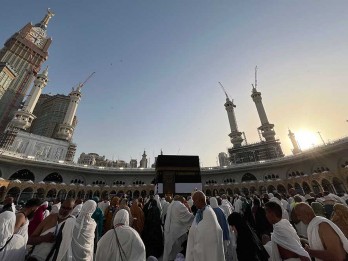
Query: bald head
294 202 315 225
192 191 206 209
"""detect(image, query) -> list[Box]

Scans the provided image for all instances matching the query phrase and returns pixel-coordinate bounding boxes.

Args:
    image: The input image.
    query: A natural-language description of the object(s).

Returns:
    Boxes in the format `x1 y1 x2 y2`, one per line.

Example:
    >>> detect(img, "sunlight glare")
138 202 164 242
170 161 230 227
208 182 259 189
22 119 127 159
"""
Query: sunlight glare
295 130 320 150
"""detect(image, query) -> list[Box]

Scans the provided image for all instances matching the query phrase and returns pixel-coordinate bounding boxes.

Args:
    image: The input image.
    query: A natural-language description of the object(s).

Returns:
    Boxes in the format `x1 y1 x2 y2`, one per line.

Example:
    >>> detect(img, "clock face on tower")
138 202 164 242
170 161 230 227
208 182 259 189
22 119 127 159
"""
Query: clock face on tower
25 28 47 48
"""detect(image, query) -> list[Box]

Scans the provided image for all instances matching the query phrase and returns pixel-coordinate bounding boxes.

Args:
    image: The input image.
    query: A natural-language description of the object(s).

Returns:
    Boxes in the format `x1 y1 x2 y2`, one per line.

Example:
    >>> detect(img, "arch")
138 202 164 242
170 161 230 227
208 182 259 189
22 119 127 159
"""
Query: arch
43 172 63 183
321 179 334 193
36 188 45 199
213 189 219 196
110 190 117 197
9 169 35 181
141 190 147 198
47 189 57 199
206 189 212 197
277 184 286 194
219 189 225 195
57 189 67 200
86 190 93 199
241 187 249 196
294 183 304 195
149 190 154 196
18 187 34 203
302 182 311 194
101 190 108 199
71 176 86 184
77 190 85 199
126 190 132 198
287 184 293 191
259 186 267 195
133 190 140 198
332 177 346 194
226 188 233 196
93 191 100 198
234 188 240 195
267 185 276 193
6 187 20 201
67 190 75 199
241 173 257 182
0 186 6 200
311 180 321 194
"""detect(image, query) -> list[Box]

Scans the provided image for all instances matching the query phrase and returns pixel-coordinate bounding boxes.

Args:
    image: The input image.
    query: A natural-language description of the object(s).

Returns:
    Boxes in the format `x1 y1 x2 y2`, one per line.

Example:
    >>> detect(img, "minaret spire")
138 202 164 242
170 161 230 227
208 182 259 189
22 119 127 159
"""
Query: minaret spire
55 83 82 141
8 67 49 130
36 8 55 30
251 66 276 141
219 82 244 148
288 129 302 154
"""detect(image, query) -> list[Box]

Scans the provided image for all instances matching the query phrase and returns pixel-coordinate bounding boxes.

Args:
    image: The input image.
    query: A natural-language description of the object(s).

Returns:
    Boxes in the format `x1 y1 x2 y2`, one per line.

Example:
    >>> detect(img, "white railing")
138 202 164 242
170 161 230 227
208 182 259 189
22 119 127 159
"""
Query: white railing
1 135 347 172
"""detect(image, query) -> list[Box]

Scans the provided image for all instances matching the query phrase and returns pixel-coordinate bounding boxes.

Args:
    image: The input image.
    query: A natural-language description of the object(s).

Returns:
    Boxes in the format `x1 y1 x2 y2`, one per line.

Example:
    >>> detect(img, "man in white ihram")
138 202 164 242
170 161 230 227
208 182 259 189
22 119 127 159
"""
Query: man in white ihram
163 196 194 261
186 191 224 261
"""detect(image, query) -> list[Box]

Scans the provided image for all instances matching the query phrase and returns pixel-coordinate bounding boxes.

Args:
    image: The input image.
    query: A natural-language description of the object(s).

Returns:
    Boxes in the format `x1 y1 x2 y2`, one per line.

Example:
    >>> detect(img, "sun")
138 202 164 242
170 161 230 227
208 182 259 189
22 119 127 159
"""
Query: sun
294 129 320 150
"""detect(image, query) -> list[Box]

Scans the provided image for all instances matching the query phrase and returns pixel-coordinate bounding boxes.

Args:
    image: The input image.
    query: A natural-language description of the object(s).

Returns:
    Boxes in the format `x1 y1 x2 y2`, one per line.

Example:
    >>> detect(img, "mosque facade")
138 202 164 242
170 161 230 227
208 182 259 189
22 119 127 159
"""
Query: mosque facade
0 10 347 203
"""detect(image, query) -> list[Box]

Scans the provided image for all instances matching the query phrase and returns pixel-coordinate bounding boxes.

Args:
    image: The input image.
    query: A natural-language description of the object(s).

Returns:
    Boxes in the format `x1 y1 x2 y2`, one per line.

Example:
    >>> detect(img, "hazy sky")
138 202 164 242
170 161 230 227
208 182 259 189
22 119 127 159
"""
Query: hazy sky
1 1 348 166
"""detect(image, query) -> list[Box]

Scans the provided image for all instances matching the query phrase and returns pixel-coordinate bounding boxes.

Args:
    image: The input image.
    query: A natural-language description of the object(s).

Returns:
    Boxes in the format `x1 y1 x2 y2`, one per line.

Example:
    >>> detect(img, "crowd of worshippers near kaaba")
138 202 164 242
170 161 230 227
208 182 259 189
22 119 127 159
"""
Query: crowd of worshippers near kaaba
0 189 348 261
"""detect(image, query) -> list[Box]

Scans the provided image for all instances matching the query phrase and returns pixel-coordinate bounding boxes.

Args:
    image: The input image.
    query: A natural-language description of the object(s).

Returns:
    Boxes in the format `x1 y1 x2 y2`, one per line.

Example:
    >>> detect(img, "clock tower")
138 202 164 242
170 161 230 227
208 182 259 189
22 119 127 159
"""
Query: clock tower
0 9 54 132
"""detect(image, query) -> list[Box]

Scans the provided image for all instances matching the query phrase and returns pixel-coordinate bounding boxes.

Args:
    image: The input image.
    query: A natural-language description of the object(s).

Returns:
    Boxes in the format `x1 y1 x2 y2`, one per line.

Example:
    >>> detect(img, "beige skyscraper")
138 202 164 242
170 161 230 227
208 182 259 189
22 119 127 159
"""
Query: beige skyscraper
0 9 54 131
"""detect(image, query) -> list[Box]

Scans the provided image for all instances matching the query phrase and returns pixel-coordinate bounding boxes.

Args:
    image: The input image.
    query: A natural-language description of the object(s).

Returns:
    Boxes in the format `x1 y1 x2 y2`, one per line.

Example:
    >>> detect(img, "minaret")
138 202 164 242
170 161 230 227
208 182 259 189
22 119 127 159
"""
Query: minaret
288 129 302 154
55 84 82 141
251 66 276 141
9 67 49 130
219 82 244 148
140 150 148 168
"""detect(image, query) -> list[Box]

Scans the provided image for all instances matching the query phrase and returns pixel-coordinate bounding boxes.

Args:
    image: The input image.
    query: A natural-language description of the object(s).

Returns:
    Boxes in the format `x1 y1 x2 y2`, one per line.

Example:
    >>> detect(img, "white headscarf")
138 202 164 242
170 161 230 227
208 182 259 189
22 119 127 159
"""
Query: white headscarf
56 200 97 261
210 197 219 208
96 209 146 261
114 208 129 226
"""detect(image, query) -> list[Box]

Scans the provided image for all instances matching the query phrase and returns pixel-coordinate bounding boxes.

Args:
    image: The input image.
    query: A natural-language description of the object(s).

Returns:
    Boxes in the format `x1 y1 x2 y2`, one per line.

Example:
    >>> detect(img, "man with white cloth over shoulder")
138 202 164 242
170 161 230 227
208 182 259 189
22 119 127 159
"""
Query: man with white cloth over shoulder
186 191 224 261
0 211 26 261
163 197 194 261
265 202 310 261
295 202 348 261
95 209 146 261
56 200 96 261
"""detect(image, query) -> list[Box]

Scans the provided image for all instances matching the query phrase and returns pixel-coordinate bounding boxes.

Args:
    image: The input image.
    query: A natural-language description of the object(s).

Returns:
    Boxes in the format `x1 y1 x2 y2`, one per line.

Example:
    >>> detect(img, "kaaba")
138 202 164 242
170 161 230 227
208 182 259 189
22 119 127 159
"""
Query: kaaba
155 155 201 196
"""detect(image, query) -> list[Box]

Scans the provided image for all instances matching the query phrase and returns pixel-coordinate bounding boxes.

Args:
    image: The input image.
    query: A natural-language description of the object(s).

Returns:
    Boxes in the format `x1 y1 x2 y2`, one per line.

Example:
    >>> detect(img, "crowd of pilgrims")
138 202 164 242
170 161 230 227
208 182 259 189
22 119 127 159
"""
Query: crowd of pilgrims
0 188 348 261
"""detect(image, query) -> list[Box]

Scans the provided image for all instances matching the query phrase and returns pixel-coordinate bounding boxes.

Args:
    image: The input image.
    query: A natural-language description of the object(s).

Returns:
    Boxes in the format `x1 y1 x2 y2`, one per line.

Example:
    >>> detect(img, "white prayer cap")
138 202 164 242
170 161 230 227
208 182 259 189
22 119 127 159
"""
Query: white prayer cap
0 211 16 249
268 193 274 198
147 256 158 261
210 197 219 208
41 201 49 207
113 209 129 226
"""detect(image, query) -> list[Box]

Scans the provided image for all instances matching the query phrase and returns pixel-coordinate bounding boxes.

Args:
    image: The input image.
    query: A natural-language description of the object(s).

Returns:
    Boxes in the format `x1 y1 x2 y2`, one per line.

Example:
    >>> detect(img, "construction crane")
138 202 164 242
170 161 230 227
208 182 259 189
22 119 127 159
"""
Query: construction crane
218 82 229 99
76 72 95 90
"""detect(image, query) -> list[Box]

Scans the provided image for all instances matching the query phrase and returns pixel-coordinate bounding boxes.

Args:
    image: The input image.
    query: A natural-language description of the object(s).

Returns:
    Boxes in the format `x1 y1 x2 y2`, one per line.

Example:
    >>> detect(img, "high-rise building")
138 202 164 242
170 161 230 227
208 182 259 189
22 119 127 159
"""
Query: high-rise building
0 9 54 132
218 152 229 167
0 63 17 100
129 159 137 168
29 94 77 138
